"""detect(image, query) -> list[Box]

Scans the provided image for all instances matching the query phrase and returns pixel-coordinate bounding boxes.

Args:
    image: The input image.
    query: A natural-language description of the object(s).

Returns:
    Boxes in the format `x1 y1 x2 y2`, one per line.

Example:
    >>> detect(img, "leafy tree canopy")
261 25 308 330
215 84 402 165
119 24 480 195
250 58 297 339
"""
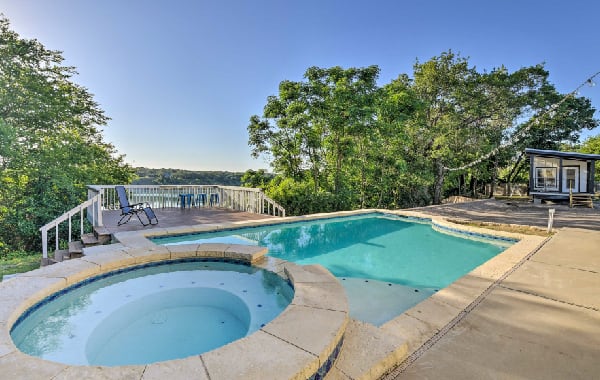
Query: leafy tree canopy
0 16 134 253
249 52 598 214
578 134 600 154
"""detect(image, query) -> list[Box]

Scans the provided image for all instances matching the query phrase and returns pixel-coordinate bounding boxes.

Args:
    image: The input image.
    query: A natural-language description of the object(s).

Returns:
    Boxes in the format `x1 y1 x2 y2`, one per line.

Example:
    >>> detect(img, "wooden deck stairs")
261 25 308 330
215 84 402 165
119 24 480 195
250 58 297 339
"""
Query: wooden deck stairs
48 226 112 265
569 192 594 208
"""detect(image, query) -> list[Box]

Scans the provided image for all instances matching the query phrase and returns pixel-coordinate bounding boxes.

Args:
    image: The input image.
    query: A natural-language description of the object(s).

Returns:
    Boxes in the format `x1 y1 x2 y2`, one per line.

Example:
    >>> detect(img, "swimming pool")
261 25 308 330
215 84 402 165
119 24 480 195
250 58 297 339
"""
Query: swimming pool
10 260 294 366
156 214 514 325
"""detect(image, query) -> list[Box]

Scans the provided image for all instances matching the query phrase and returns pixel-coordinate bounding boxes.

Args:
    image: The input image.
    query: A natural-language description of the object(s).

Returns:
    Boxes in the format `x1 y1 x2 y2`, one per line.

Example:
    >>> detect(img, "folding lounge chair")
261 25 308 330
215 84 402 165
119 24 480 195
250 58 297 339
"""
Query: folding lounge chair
115 185 158 226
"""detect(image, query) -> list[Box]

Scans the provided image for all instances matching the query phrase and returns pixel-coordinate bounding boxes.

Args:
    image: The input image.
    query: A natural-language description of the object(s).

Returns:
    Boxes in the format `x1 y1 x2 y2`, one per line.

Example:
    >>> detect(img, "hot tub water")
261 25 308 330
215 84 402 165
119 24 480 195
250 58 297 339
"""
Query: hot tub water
10 260 293 366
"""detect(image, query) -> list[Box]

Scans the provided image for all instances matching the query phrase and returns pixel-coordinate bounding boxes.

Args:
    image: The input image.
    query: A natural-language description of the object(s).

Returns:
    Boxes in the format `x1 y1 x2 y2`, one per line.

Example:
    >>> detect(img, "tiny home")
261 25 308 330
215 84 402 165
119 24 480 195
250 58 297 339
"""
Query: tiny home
526 148 600 202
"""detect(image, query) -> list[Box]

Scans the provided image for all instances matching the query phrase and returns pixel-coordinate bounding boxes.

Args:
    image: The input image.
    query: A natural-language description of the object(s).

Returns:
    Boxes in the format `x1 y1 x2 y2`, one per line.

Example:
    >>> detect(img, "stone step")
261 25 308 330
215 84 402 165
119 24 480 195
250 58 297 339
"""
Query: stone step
81 233 99 246
68 240 84 255
53 249 69 262
93 226 112 245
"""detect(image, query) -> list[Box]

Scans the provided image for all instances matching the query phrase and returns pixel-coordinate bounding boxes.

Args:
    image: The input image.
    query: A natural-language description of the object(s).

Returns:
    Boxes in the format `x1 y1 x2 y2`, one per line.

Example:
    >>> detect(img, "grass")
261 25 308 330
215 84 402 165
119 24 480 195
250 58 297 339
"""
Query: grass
0 252 40 279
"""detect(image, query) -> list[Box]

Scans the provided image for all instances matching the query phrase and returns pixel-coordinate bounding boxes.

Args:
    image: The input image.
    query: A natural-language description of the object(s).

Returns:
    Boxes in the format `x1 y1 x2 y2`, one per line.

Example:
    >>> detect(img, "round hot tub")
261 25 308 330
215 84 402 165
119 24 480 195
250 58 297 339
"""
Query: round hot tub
10 260 294 366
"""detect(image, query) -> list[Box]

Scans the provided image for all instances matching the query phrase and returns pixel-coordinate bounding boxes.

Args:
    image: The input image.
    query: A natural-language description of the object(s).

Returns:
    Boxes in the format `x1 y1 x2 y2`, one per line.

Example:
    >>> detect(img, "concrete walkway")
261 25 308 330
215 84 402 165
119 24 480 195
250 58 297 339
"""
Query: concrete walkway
385 227 600 379
414 198 600 230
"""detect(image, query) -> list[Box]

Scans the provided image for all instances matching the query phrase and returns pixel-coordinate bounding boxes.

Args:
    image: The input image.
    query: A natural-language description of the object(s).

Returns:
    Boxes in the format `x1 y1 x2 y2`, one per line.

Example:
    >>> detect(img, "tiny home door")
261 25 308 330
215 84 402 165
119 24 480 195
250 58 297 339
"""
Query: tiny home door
563 167 579 192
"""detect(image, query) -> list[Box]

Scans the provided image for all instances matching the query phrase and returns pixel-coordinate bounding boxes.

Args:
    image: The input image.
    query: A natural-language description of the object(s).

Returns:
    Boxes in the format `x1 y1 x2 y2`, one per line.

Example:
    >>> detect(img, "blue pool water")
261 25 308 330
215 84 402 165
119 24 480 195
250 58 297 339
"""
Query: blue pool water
11 260 293 366
157 214 513 325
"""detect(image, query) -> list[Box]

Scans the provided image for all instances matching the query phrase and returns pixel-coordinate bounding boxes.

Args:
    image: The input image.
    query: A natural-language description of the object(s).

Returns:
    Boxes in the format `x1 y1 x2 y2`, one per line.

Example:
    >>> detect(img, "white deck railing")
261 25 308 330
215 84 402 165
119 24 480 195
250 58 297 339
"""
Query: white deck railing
86 185 285 217
40 185 285 263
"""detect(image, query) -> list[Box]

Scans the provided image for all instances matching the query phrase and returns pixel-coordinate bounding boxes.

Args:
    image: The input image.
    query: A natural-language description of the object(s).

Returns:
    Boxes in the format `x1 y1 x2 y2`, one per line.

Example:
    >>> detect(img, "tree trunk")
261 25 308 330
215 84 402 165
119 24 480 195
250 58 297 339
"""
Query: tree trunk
359 140 366 208
470 175 478 197
333 135 342 197
489 155 498 199
433 158 445 204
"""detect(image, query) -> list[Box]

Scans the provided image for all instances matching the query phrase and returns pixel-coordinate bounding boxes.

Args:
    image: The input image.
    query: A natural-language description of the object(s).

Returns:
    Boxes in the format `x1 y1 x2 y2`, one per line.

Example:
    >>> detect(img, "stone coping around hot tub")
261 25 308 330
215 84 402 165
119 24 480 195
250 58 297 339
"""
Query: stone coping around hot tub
0 246 349 380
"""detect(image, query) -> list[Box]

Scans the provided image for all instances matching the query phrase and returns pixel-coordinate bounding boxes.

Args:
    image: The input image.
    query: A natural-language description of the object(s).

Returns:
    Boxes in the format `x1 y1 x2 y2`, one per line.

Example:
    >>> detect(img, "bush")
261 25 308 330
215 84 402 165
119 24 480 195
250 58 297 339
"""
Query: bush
266 177 347 216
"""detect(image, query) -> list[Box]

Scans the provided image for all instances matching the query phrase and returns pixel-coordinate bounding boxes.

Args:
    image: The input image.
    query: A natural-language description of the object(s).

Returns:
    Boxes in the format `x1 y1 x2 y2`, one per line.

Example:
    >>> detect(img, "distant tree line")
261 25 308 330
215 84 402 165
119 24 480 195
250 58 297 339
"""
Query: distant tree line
133 168 245 186
248 52 599 215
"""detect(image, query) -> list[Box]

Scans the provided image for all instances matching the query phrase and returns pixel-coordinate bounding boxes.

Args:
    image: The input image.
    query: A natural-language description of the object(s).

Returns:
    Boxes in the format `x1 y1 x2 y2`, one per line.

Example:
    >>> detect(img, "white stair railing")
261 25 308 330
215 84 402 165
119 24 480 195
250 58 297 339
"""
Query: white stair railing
39 193 103 264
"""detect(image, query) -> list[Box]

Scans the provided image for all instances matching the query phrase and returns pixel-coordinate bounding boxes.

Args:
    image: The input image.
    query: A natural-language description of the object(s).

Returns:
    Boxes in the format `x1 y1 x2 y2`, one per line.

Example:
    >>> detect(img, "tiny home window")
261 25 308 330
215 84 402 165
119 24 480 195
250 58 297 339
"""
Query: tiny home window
535 167 558 190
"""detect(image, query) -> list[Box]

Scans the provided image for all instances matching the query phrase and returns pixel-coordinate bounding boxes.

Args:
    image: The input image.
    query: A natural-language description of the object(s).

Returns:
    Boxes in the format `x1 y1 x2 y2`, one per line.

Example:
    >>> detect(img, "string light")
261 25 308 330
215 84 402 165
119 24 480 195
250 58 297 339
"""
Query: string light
443 70 600 172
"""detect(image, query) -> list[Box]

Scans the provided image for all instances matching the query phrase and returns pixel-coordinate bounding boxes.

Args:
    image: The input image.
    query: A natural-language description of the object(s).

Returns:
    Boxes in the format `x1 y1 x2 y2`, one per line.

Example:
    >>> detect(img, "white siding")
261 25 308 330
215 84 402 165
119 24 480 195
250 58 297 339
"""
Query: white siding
532 157 588 193
562 159 588 192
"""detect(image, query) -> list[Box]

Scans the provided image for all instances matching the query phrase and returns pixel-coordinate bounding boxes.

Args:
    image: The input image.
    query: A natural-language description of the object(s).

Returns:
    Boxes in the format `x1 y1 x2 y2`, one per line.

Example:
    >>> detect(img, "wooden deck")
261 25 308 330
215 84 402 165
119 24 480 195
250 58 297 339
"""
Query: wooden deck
101 207 278 235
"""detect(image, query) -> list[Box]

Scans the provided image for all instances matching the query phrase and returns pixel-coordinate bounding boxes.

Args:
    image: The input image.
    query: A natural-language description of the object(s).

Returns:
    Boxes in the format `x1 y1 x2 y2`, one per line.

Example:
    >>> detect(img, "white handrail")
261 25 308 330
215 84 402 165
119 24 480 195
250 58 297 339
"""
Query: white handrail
87 185 285 217
39 193 103 264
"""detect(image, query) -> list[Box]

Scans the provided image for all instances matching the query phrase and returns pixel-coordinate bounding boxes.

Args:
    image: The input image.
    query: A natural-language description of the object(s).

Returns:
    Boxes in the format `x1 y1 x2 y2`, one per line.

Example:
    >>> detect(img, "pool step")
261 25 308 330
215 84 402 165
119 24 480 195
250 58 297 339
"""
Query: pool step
325 319 408 380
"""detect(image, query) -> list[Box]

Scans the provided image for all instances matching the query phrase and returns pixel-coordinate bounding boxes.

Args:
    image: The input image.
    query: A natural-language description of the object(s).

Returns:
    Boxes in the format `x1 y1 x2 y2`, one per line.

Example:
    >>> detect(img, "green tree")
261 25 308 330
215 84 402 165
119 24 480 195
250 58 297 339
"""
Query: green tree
248 66 383 211
579 134 600 154
304 66 380 205
0 16 134 252
248 57 598 213
410 53 598 202
368 75 422 207
241 169 272 188
579 134 600 182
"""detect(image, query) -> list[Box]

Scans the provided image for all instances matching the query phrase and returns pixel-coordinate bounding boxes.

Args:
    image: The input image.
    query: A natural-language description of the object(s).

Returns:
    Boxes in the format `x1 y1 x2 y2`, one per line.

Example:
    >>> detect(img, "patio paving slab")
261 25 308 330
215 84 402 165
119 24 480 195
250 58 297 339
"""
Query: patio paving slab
331 319 408 380
501 259 600 310
394 287 600 380
527 227 600 272
388 227 600 380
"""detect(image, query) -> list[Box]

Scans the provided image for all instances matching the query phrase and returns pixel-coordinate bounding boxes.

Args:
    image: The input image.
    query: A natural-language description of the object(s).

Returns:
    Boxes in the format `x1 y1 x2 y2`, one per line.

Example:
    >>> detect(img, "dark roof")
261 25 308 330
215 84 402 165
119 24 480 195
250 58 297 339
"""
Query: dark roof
525 148 600 161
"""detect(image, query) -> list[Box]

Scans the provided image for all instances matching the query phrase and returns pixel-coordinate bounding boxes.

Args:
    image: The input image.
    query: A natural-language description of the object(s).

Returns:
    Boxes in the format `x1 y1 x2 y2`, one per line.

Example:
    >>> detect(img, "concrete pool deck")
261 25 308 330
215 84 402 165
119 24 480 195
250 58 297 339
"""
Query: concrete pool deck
1 201 598 379
384 227 600 379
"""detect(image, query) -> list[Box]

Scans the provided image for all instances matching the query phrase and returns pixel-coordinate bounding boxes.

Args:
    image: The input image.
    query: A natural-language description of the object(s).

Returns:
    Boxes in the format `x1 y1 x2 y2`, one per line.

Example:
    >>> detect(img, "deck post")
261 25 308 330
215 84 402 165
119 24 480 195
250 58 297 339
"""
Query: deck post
558 158 563 193
41 230 48 262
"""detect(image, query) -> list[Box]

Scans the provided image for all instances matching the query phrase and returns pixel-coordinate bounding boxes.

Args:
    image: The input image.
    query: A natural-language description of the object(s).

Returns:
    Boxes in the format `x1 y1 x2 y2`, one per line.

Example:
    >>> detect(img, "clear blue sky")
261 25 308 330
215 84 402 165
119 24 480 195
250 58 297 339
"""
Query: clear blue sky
2 0 599 171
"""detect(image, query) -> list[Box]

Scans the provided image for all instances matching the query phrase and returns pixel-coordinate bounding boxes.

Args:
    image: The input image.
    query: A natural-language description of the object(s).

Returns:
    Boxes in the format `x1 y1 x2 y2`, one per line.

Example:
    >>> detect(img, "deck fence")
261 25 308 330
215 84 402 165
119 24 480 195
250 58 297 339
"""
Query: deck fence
39 185 285 263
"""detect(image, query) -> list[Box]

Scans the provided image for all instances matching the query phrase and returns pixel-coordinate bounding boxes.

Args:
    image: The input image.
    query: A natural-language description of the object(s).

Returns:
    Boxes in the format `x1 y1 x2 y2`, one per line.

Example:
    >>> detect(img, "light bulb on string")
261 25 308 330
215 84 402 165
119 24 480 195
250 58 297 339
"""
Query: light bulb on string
443 70 599 173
